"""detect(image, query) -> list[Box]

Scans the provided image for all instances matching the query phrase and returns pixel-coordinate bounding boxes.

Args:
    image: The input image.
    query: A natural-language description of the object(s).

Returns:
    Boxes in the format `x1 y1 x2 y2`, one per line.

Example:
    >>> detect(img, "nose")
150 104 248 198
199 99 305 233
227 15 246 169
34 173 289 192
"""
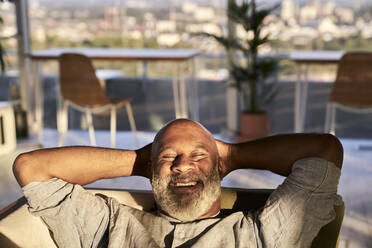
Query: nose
171 155 195 174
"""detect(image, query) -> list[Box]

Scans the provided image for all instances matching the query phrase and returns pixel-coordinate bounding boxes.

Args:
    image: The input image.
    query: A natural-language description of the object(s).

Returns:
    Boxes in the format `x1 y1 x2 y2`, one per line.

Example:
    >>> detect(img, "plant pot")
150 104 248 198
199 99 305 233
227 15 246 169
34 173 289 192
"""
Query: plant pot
239 112 269 141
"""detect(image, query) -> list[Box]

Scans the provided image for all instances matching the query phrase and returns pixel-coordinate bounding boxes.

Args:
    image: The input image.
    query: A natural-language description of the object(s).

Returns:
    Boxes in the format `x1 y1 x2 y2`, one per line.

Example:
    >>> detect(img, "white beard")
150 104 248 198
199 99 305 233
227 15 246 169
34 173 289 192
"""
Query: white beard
151 164 221 222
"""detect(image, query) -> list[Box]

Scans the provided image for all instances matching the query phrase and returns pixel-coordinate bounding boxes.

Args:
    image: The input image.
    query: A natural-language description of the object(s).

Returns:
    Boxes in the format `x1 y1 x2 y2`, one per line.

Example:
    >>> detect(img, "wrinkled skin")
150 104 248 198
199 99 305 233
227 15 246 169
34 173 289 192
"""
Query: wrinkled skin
151 119 222 221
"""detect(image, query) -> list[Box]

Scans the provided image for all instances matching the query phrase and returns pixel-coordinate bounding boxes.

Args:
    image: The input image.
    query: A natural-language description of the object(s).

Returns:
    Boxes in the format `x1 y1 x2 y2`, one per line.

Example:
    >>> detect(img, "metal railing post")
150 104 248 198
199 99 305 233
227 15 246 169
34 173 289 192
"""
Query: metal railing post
14 0 33 133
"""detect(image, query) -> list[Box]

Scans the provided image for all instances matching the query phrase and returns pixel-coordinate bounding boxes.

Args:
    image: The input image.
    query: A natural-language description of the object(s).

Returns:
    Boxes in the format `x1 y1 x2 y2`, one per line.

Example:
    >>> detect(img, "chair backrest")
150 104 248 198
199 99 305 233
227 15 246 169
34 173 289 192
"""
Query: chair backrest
0 187 344 248
59 53 111 107
330 52 372 107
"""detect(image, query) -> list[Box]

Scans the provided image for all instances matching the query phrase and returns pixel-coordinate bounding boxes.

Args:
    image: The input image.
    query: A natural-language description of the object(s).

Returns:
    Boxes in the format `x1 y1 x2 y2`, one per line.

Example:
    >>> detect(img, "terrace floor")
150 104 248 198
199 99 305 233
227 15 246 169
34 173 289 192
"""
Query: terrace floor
1 129 371 247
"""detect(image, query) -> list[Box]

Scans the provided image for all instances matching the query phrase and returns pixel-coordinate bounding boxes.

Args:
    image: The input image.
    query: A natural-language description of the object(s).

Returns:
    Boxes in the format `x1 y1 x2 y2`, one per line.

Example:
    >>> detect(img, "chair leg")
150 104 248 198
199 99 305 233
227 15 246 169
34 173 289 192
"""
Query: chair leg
125 103 139 148
325 103 337 135
324 103 331 133
110 107 116 148
85 110 96 146
330 104 336 136
57 101 68 147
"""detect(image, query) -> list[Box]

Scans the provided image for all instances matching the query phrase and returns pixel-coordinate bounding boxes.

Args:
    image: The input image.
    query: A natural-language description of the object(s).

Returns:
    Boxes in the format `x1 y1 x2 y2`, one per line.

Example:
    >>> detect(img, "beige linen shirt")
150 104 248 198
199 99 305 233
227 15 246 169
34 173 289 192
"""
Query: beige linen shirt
23 157 342 248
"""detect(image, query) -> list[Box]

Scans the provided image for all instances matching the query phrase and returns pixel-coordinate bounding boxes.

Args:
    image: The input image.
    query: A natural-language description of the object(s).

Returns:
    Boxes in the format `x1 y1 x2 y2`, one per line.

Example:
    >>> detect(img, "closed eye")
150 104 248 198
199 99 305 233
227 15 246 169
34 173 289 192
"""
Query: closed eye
159 154 176 162
191 153 207 161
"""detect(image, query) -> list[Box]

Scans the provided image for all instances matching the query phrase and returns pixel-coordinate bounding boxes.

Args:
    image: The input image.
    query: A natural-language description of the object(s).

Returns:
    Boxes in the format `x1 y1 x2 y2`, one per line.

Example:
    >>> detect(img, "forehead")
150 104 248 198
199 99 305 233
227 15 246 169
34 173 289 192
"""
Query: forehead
155 123 215 152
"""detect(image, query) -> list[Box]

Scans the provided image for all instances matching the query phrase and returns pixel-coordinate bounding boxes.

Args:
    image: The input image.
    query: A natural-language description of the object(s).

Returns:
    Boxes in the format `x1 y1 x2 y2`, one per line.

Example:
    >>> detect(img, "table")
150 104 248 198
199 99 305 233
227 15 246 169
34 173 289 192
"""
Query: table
289 50 344 133
29 48 201 142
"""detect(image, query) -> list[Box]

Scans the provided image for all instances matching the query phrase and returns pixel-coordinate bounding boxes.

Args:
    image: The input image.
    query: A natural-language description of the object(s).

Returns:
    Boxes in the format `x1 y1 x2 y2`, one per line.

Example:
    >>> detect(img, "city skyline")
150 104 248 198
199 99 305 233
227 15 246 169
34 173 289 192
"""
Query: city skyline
36 0 372 8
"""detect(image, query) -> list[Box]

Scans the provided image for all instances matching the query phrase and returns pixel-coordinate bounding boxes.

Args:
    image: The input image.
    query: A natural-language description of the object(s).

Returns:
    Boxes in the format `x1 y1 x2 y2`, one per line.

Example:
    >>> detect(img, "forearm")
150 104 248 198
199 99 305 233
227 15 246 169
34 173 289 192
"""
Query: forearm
220 133 343 177
13 144 152 187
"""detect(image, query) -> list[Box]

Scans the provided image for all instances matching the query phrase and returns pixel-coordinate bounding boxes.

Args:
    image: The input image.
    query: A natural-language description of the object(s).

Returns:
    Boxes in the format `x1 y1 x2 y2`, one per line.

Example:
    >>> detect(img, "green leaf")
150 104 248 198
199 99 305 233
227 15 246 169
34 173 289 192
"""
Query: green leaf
0 43 5 73
198 0 281 112
193 32 244 51
258 57 279 79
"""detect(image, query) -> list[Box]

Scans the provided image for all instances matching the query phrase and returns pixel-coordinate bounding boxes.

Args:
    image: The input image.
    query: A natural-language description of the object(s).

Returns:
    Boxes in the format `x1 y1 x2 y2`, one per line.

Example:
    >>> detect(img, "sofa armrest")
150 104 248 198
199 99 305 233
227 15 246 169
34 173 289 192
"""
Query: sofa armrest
0 197 57 248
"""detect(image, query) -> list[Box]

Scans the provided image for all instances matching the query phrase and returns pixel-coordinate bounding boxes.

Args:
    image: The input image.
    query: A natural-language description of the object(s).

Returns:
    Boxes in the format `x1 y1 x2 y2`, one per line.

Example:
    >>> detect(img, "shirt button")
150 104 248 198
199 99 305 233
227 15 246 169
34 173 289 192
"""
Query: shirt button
179 231 186 239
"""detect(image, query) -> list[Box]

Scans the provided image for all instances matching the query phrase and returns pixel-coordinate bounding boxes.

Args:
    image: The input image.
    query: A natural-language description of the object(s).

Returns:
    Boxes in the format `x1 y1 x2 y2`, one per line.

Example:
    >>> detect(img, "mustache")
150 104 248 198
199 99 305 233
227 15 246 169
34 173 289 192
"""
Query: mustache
166 172 208 187
151 164 220 189
170 173 203 181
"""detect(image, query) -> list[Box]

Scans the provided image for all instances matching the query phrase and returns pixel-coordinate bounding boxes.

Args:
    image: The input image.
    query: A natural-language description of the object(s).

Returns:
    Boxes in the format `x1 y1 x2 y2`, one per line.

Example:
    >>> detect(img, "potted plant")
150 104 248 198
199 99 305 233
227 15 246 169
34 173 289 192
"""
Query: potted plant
201 0 279 140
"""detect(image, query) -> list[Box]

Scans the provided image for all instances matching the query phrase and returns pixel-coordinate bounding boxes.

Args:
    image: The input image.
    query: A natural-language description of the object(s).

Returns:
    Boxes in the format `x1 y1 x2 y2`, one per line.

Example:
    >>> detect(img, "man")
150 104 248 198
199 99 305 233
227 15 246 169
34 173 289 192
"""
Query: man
13 119 343 247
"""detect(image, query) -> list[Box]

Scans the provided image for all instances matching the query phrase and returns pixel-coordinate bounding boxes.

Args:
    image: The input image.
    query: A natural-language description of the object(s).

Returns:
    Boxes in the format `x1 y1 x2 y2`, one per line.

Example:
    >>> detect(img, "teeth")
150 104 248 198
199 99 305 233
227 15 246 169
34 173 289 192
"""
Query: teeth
175 182 197 187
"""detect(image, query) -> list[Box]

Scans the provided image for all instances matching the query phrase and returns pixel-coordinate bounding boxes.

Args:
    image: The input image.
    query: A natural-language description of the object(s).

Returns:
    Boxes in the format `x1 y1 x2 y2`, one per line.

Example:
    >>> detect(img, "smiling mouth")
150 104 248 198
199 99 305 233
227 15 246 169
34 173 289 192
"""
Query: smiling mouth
170 181 202 194
174 181 197 187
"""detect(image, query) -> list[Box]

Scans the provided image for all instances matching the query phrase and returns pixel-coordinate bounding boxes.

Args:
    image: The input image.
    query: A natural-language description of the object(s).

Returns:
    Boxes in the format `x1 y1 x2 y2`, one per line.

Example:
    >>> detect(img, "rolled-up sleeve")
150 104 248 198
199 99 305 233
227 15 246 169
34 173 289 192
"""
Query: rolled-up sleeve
256 157 342 247
23 178 109 248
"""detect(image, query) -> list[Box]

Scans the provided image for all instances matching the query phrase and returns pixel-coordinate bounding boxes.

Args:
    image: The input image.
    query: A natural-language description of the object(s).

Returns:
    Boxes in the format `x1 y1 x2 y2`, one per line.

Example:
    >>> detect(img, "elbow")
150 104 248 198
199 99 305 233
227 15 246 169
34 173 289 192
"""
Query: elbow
13 153 28 187
321 134 343 169
13 152 42 187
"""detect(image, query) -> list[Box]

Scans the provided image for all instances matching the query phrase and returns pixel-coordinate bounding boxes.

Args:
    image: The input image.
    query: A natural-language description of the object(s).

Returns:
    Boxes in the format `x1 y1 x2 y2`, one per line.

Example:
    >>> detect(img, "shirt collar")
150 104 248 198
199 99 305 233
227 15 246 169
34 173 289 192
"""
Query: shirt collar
156 210 221 223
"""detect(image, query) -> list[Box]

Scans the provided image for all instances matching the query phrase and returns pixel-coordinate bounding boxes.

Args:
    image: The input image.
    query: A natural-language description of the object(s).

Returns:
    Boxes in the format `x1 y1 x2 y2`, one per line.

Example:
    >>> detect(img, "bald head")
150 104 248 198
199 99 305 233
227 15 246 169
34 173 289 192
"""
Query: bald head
152 119 218 165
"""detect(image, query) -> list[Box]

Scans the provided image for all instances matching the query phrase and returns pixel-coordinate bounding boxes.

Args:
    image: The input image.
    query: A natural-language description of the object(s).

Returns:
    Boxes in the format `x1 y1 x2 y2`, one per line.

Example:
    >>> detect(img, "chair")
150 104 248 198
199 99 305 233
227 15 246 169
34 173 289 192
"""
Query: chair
325 52 372 135
57 53 138 148
0 187 345 248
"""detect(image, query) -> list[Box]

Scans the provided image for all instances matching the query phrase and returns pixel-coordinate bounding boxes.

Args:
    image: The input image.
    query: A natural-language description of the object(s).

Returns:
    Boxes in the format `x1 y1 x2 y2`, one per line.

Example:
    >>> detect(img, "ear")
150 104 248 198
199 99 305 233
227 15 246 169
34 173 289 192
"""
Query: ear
218 156 224 180
148 161 153 182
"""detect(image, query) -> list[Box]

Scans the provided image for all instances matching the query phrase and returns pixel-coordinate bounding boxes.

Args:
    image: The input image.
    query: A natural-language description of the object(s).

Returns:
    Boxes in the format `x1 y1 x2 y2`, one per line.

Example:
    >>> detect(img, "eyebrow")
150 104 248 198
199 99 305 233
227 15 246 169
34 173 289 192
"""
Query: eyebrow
158 144 209 154
193 145 209 152
158 146 174 154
